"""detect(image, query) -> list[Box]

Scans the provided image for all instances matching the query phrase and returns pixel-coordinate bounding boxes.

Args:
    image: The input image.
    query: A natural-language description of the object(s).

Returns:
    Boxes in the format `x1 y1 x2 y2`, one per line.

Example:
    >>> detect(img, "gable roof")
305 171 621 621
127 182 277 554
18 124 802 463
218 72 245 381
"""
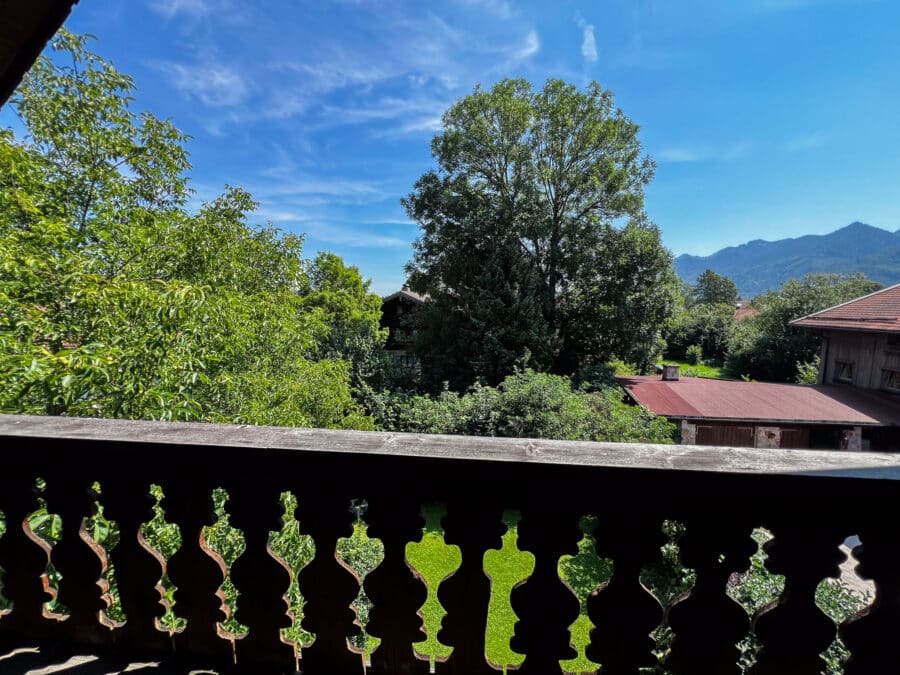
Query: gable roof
382 289 427 304
0 1 79 106
618 375 900 427
790 283 900 334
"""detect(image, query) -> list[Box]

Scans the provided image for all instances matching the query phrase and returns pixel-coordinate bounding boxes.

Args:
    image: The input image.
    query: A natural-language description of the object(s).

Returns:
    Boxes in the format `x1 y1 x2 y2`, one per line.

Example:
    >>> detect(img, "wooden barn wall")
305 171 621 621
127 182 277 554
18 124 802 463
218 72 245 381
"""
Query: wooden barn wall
823 331 900 390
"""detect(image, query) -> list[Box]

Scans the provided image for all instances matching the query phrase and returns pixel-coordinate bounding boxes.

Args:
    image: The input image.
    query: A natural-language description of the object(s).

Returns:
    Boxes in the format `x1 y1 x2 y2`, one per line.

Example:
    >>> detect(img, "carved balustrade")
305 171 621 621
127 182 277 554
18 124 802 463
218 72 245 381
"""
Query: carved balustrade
0 414 898 674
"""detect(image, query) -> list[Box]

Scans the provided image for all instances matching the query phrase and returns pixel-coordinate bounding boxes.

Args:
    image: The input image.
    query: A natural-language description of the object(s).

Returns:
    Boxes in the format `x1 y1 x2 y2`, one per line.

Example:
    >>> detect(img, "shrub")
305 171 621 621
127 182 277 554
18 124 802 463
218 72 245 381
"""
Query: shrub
795 355 821 385
367 369 675 444
685 344 703 365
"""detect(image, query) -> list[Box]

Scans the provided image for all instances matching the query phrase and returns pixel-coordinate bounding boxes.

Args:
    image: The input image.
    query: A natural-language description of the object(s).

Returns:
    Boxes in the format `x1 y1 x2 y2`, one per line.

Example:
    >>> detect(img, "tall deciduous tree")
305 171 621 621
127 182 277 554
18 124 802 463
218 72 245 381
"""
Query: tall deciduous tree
0 31 373 428
404 78 677 387
693 269 740 306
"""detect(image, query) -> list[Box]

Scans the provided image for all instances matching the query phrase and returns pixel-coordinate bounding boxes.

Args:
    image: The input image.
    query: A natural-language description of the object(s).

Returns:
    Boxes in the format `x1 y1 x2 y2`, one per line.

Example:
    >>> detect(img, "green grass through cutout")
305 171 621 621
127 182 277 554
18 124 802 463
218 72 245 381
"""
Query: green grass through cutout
405 506 461 670
483 512 535 674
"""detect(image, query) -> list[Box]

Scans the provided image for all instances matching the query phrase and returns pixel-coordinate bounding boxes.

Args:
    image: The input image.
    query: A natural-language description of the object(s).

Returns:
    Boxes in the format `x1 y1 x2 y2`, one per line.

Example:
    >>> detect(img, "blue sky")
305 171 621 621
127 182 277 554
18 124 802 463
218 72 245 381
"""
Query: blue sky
9 0 900 293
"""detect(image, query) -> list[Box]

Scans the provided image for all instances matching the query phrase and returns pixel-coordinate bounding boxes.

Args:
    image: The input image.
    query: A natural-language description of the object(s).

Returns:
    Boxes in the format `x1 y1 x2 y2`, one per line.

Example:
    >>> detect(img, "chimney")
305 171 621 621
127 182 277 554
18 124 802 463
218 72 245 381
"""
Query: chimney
662 364 680 381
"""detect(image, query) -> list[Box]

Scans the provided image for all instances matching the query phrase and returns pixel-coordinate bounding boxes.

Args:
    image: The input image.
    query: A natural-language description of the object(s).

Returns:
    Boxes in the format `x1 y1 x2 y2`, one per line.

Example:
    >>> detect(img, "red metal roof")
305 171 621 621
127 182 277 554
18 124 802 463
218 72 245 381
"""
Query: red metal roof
791 283 900 333
618 376 900 426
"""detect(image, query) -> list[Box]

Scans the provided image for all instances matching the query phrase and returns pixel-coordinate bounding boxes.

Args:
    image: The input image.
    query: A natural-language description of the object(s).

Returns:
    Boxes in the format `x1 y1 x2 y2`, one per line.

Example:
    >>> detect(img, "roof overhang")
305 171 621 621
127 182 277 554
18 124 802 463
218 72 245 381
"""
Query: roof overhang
0 1 79 107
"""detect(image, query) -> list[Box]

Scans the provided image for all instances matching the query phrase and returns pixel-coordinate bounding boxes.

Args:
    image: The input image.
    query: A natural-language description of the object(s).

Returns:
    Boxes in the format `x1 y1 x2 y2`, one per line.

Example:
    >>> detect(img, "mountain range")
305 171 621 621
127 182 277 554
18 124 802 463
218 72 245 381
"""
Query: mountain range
674 222 900 298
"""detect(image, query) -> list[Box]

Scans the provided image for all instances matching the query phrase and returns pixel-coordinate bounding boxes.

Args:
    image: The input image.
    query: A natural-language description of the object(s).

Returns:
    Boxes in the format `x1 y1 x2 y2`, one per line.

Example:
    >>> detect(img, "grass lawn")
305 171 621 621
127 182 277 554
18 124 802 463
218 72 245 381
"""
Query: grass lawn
661 359 729 379
404 509 611 674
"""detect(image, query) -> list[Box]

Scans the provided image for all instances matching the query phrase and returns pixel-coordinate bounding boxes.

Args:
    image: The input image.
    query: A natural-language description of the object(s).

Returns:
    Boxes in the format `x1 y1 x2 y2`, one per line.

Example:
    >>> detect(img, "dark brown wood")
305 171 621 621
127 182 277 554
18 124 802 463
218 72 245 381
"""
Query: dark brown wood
226 480 297 673
100 478 171 656
160 480 233 668
667 507 756 675
751 509 846 675
293 489 362 675
0 1 80 106
436 499 504 674
697 425 755 447
0 466 58 644
841 527 900 673
511 506 581 674
586 501 664 675
41 469 114 647
363 491 428 675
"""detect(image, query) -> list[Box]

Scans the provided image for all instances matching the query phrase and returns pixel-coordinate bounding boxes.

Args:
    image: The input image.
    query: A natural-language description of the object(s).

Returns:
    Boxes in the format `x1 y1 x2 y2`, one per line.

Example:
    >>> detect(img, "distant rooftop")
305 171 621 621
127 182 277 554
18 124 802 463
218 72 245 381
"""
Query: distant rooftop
382 288 427 303
791 283 900 334
618 375 900 426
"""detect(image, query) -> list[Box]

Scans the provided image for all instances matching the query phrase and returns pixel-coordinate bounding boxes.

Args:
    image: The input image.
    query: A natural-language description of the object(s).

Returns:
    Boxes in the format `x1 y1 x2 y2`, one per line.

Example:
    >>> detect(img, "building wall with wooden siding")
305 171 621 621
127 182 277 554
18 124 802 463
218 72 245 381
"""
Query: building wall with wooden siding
820 330 900 391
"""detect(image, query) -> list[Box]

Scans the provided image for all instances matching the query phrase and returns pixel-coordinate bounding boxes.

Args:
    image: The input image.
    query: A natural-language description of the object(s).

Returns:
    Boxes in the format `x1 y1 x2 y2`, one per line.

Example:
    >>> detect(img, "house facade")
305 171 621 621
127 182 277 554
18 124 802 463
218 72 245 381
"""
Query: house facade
790 283 900 393
380 289 426 369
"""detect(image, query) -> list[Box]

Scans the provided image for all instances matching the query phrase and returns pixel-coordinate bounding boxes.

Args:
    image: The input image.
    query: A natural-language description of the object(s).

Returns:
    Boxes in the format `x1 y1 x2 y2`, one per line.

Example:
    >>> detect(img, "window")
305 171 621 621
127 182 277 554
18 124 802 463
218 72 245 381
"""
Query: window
883 369 900 392
887 334 900 351
834 360 854 383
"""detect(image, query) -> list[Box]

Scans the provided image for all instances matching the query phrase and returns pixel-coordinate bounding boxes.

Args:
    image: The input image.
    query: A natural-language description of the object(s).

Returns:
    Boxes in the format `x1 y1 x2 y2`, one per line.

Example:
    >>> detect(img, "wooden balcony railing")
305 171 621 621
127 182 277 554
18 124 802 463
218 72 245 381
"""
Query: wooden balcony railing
0 413 899 674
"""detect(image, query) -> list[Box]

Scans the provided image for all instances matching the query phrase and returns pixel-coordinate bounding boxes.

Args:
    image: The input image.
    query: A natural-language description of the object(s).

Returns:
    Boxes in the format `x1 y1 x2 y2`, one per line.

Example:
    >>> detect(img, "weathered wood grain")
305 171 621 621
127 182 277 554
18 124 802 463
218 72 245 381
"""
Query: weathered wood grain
2 414 900 480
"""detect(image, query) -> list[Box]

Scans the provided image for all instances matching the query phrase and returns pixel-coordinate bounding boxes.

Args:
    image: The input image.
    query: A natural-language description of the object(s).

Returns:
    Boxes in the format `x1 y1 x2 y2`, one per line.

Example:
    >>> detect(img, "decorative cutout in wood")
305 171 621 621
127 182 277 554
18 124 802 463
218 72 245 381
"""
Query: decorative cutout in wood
405 504 461 672
557 516 610 675
485 510 535 673
202 487 248 638
336 498 385 667
141 484 184 634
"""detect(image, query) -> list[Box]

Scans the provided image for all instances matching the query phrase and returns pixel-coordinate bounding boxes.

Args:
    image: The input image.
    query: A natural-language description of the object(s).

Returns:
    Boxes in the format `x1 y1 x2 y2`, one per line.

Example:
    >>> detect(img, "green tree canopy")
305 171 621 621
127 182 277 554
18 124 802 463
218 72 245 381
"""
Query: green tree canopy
0 30 373 428
725 273 882 382
404 78 677 388
693 269 739 306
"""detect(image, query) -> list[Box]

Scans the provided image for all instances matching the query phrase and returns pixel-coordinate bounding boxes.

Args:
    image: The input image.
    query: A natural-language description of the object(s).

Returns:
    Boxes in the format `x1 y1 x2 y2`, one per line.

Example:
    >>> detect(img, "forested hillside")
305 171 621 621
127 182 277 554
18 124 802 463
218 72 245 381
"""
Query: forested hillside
676 222 900 297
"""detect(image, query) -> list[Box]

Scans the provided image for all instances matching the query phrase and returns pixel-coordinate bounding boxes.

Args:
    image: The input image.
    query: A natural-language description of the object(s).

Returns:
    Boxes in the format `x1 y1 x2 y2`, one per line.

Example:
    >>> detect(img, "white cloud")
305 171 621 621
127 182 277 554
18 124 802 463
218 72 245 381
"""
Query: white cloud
157 61 248 107
262 178 383 198
457 0 515 20
657 141 753 163
149 0 211 18
785 132 828 152
304 222 410 248
511 30 540 61
657 146 707 163
581 24 598 62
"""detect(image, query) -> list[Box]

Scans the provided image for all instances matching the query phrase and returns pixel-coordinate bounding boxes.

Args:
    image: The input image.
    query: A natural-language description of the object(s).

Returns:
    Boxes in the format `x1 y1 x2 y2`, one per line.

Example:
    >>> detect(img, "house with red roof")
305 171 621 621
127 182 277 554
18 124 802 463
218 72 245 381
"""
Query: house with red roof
618 284 900 450
790 283 900 391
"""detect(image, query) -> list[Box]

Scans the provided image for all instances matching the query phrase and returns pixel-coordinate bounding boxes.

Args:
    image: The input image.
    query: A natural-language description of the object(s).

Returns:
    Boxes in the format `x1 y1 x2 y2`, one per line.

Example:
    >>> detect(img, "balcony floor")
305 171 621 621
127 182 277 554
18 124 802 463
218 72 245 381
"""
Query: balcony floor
0 648 218 675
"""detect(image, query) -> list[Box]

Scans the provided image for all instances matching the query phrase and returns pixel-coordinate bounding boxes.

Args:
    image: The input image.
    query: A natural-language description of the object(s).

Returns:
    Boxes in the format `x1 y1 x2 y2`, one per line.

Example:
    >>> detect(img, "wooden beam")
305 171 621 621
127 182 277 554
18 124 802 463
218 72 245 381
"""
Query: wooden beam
2 413 900 480
0 1 79 107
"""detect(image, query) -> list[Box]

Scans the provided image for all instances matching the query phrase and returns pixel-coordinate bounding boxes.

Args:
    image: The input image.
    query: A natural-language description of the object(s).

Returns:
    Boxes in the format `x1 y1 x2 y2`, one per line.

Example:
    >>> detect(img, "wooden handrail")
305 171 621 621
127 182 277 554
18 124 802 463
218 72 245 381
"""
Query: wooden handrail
2 414 900 479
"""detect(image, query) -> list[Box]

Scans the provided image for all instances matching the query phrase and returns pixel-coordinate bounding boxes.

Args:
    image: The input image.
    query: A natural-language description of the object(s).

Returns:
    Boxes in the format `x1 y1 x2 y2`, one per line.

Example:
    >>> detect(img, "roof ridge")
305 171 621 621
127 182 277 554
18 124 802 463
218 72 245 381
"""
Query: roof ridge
790 282 900 325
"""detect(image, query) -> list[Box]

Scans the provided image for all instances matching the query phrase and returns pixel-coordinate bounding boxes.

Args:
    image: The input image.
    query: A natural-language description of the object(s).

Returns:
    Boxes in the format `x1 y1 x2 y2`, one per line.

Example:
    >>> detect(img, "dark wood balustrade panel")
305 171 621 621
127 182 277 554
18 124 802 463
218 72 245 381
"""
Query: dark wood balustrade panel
2 417 900 674
41 465 114 647
0 464 57 645
224 477 297 673
100 476 171 657
436 492 505 675
510 501 582 675
751 480 847 675
667 477 757 675
293 475 364 675
586 472 667 675
363 488 429 675
841 481 900 675
160 478 234 668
